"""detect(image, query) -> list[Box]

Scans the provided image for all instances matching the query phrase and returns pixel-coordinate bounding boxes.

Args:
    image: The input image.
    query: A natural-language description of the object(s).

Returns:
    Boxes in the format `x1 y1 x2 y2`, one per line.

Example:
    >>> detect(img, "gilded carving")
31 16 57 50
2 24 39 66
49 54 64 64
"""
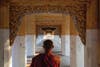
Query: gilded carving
9 1 89 45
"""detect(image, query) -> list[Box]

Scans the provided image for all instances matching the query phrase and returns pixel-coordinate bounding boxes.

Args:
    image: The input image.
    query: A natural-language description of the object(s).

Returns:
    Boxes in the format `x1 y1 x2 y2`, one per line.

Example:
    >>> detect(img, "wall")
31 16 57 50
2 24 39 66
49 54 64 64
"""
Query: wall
0 6 9 29
70 15 84 67
85 0 99 67
0 4 10 67
21 14 71 56
0 29 11 67
61 15 70 56
85 30 98 67
70 35 84 67
12 36 26 67
0 29 4 67
76 36 84 67
61 35 70 56
25 35 35 56
99 0 100 66
70 35 76 67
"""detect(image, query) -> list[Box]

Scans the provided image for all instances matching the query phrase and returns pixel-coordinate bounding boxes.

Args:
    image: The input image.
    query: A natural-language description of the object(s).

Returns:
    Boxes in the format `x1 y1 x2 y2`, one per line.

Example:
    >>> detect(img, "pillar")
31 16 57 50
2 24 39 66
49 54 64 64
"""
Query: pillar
61 35 70 56
70 35 76 67
0 29 4 67
25 35 36 56
70 35 84 67
0 29 11 67
85 0 99 67
24 14 36 56
98 0 100 66
61 15 70 56
76 36 84 67
99 29 100 66
0 5 10 67
12 36 26 67
85 30 98 67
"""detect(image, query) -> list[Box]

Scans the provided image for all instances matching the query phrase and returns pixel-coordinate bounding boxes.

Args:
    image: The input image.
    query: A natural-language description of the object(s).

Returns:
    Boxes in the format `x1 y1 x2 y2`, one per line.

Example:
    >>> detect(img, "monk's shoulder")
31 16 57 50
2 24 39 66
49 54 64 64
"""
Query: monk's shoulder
53 55 60 59
32 54 44 60
53 55 60 63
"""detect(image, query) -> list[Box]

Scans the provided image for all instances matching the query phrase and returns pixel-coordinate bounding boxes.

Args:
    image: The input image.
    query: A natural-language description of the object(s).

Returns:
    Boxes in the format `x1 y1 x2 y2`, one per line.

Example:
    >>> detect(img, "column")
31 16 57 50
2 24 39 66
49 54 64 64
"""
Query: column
0 29 11 67
98 0 100 66
76 36 84 67
85 0 99 67
24 14 36 56
85 29 98 67
70 35 77 67
70 35 84 67
25 35 36 56
0 29 4 67
0 5 10 67
12 36 26 67
61 15 70 56
61 35 70 56
99 29 100 67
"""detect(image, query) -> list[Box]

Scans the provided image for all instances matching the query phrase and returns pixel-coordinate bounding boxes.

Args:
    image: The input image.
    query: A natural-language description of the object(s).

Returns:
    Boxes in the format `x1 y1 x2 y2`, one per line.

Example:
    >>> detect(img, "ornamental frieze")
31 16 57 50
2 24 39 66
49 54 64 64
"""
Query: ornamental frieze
9 3 88 45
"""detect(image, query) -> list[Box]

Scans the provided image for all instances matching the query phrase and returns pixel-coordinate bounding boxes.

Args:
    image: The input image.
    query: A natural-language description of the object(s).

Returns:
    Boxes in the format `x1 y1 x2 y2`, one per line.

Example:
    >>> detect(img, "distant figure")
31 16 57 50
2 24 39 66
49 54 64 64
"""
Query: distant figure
30 39 60 67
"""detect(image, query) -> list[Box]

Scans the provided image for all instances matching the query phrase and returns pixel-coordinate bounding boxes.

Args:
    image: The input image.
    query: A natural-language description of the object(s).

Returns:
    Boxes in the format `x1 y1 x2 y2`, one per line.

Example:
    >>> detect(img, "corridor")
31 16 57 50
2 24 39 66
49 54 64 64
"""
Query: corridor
0 0 100 67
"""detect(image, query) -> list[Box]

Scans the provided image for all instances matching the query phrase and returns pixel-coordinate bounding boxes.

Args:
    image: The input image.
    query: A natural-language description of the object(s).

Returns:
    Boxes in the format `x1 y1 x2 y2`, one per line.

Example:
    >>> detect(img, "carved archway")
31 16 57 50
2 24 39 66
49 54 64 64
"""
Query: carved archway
9 2 88 46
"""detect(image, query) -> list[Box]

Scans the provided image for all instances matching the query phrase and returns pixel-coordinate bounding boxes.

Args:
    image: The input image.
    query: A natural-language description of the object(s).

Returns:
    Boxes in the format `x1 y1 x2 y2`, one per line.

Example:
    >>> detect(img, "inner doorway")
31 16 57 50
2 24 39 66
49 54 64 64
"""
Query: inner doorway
35 25 61 55
11 13 84 67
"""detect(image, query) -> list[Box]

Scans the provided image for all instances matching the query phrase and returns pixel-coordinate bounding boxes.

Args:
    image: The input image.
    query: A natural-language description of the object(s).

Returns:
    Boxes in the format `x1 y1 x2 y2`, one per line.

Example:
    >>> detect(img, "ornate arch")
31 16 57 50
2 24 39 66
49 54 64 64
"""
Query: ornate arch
9 2 88 45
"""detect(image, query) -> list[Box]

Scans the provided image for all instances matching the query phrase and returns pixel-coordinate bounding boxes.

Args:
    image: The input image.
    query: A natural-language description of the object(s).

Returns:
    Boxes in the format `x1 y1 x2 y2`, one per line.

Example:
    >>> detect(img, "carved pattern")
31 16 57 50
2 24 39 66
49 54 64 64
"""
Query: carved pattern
68 4 87 45
9 3 87 45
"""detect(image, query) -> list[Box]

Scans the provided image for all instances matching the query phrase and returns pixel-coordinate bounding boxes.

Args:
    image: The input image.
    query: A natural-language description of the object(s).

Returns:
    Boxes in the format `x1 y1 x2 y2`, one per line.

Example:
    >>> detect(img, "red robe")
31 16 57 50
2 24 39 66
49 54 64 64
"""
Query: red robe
30 53 60 67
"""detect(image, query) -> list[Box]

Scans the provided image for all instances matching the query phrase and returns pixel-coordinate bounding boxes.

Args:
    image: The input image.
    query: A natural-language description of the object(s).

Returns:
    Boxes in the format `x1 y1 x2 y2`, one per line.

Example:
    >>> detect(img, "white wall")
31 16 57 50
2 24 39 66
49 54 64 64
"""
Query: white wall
61 35 70 56
52 35 61 51
36 35 61 52
76 36 84 67
0 29 11 67
70 35 84 67
85 29 98 67
25 35 35 56
12 36 26 67
70 35 76 67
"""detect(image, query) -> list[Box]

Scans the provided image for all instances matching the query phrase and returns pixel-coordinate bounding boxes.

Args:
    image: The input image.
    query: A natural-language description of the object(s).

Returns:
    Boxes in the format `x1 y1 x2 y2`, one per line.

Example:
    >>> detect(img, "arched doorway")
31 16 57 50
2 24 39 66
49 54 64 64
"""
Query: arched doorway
11 13 85 67
10 3 86 67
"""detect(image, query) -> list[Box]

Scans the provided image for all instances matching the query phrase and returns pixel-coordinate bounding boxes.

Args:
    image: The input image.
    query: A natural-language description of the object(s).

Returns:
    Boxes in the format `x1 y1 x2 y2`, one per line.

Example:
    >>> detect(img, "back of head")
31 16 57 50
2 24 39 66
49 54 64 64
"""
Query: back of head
43 39 54 50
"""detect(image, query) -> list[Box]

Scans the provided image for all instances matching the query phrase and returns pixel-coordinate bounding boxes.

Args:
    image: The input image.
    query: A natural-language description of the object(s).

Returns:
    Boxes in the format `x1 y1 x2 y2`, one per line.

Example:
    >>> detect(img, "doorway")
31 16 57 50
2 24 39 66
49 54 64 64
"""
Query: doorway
11 13 84 67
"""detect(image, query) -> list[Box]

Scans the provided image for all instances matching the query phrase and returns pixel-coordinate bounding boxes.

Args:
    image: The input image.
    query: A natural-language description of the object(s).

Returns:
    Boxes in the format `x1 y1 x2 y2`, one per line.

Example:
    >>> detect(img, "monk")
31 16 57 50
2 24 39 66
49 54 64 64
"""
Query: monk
30 39 60 67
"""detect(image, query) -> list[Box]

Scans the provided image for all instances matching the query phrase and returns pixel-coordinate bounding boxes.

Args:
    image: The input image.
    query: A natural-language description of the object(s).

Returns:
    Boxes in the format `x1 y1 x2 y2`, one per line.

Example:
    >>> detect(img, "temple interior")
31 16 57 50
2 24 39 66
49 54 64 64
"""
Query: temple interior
0 0 100 67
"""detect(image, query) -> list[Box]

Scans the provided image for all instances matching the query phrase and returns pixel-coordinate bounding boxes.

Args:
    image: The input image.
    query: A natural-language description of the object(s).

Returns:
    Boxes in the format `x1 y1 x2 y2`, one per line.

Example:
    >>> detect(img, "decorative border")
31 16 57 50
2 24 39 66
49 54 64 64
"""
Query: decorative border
9 2 88 45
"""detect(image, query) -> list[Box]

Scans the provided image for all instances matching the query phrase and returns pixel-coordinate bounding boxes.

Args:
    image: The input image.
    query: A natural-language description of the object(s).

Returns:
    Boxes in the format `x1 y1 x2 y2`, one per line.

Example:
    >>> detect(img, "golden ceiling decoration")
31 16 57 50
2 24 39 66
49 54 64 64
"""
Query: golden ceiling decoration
8 0 90 46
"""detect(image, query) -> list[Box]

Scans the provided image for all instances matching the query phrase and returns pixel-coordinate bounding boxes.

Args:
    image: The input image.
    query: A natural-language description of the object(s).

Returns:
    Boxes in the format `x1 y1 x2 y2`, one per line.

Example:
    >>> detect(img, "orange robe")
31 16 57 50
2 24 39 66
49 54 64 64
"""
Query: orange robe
30 53 60 67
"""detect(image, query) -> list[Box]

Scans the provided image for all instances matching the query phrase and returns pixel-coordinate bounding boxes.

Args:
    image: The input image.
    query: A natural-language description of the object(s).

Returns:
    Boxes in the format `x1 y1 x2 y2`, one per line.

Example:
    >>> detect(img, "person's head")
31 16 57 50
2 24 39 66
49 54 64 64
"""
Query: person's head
43 39 54 53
